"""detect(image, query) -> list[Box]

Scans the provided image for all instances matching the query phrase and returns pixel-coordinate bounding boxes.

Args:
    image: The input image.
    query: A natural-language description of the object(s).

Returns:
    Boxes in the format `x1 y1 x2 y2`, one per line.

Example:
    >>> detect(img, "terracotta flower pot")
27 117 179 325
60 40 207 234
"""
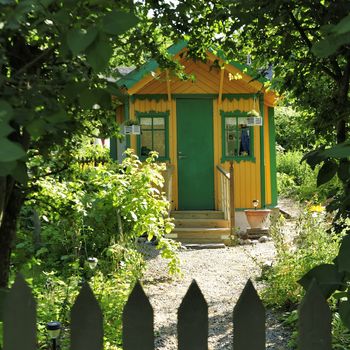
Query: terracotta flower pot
244 209 271 229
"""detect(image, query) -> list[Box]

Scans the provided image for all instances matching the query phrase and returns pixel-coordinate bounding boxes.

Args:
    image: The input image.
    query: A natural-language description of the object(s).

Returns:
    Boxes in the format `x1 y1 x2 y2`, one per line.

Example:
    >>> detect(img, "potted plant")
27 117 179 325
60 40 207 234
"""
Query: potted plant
246 109 263 126
247 109 261 118
123 120 141 135
244 199 271 229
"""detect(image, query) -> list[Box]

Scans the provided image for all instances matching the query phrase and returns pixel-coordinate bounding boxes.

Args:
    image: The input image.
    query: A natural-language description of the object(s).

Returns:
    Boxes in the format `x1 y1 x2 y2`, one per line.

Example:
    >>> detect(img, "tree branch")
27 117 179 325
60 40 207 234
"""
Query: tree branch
289 10 339 81
289 11 312 49
13 46 55 77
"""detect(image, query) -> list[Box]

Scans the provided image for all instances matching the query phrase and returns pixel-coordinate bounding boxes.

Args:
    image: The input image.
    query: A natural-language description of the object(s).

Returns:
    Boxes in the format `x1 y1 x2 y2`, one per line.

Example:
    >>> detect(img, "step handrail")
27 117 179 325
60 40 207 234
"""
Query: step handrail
216 163 235 239
216 165 231 221
216 165 230 180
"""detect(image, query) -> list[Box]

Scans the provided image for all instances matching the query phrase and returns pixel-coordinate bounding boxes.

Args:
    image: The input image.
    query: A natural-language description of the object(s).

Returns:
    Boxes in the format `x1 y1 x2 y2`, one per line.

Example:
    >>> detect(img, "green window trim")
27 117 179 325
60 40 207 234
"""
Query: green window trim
136 111 170 161
220 110 256 163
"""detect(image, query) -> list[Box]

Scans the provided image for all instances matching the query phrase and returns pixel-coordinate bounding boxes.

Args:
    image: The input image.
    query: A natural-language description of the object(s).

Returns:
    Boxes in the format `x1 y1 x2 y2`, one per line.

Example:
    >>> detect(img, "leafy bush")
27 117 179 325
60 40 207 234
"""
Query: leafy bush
15 149 178 275
17 247 144 350
277 150 340 202
3 148 179 349
275 107 318 151
261 210 341 308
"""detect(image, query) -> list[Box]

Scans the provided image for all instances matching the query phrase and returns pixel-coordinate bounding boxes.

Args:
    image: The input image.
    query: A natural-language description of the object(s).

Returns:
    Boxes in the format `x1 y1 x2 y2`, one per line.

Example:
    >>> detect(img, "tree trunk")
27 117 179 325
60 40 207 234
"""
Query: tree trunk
0 181 24 288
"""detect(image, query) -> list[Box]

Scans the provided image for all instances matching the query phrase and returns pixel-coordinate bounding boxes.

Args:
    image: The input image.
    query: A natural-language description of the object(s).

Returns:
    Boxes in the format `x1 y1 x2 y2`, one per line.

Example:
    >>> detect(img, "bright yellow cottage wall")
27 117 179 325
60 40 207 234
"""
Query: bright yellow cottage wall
125 56 274 210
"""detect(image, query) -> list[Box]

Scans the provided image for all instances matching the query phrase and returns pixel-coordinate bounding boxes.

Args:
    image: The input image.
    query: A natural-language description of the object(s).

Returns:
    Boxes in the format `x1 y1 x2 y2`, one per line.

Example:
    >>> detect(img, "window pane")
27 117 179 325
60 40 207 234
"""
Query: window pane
237 117 247 126
225 118 237 157
153 117 165 128
239 126 250 156
141 130 152 156
153 130 165 157
225 117 236 126
140 118 152 130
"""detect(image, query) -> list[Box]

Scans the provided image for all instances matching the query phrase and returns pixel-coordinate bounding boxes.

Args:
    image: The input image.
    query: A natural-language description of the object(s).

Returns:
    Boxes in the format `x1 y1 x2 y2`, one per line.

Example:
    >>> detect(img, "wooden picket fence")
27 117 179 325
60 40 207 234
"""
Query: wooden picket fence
1 274 332 349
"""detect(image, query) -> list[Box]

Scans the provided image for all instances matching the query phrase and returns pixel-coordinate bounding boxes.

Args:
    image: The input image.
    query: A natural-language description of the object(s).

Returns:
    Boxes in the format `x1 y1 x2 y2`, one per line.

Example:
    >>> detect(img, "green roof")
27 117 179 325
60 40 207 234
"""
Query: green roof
116 40 267 92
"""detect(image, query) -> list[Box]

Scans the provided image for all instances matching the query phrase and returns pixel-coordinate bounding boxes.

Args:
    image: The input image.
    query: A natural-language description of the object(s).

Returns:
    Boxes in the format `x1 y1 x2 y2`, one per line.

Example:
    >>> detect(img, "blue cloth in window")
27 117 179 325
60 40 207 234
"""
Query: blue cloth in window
240 128 250 155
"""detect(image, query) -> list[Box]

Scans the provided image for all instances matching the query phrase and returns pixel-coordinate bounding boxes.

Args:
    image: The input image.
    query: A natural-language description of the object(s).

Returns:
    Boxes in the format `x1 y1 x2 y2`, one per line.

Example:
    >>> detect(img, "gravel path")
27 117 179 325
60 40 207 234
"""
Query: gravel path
139 240 292 349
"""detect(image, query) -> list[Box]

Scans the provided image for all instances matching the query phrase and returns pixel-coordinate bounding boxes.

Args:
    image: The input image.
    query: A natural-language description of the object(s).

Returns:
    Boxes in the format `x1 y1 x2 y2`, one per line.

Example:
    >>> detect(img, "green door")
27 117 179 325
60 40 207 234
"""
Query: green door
177 98 214 210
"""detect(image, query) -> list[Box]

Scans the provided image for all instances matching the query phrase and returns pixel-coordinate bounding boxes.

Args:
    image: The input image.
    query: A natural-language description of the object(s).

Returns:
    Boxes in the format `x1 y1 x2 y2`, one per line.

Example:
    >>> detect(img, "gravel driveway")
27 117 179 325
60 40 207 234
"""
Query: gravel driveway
140 240 291 350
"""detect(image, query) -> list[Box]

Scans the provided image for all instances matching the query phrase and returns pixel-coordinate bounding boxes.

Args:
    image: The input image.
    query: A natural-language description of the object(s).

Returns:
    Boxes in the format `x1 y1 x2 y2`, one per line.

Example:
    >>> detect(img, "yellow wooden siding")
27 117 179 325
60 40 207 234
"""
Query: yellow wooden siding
127 97 178 210
128 95 271 209
264 104 272 206
138 59 261 95
125 53 276 210
137 71 168 94
219 98 262 209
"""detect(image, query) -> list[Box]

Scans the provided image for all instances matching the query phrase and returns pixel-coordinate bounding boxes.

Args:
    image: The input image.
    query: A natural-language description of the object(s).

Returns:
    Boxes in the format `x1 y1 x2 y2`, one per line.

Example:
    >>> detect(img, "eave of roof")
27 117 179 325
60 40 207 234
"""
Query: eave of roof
116 39 274 97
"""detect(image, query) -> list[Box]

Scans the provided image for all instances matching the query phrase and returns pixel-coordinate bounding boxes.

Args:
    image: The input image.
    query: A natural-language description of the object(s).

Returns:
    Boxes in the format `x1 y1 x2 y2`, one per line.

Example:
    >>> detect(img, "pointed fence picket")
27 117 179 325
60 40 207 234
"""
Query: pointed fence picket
0 274 333 350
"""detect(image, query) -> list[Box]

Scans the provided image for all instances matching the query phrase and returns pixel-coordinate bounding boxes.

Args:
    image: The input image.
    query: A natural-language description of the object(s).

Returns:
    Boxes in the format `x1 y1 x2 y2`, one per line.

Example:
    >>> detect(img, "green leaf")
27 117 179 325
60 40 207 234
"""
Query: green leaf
0 161 16 176
338 235 350 273
0 99 13 122
46 110 69 124
94 89 112 109
312 32 350 58
101 10 138 35
0 121 13 137
66 27 98 56
86 37 113 72
79 89 96 109
0 137 25 162
337 161 350 182
78 88 111 110
298 264 344 298
317 160 337 187
301 149 326 170
322 142 350 158
339 300 350 329
26 118 47 137
333 14 350 35
12 160 28 184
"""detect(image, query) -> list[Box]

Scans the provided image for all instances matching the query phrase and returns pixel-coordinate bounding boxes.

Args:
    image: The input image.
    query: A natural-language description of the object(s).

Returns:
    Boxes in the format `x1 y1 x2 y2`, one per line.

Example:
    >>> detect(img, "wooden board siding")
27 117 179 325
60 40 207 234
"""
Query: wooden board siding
138 59 258 95
128 95 268 210
124 52 276 210
128 97 178 211
219 98 262 209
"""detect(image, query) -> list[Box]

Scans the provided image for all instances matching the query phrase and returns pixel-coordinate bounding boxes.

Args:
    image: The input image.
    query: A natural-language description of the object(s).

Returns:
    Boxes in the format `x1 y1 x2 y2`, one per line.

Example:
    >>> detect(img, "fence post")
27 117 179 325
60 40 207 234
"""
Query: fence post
298 280 332 350
70 283 103 350
123 281 154 350
233 279 265 350
178 280 208 350
3 274 36 350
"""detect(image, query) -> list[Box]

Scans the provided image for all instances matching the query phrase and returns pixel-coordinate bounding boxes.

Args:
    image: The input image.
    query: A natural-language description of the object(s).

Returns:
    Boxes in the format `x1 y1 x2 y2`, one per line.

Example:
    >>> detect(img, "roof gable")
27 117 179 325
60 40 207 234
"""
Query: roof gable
116 40 276 102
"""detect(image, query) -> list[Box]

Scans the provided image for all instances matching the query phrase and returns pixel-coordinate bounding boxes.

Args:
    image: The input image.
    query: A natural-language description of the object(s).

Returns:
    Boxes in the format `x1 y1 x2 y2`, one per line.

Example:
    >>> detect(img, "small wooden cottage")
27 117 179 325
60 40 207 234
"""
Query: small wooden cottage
112 41 278 242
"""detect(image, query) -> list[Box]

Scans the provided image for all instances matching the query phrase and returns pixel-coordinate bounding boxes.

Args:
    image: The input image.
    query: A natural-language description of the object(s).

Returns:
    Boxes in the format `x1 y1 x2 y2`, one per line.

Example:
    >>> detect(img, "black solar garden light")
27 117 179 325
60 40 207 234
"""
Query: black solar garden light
46 321 61 350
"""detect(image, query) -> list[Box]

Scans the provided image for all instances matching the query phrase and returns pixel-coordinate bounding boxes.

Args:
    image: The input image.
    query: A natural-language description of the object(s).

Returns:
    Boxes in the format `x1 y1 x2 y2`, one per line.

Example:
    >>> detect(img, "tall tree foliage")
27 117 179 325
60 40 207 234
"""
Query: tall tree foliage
0 0 143 288
149 0 350 214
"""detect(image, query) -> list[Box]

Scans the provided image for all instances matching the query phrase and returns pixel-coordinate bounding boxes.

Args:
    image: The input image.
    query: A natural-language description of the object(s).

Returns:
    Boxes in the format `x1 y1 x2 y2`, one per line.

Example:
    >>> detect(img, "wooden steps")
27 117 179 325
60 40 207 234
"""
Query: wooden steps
167 211 231 244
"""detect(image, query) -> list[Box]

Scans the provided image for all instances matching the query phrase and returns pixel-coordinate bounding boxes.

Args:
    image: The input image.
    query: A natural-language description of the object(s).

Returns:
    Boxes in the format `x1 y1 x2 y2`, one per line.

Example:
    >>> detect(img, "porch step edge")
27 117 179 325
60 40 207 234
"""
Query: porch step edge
174 219 230 228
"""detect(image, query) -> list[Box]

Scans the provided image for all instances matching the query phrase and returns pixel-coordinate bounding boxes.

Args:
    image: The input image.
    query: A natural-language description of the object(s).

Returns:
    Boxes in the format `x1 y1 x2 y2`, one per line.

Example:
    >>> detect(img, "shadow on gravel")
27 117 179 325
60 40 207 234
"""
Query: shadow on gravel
208 307 292 350
151 306 291 349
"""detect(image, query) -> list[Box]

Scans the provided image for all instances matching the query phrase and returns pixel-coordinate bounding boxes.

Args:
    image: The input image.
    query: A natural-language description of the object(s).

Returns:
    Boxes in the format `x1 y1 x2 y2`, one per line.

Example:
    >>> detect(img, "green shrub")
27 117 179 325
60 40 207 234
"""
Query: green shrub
261 210 342 308
277 150 340 202
16 246 144 350
3 149 179 349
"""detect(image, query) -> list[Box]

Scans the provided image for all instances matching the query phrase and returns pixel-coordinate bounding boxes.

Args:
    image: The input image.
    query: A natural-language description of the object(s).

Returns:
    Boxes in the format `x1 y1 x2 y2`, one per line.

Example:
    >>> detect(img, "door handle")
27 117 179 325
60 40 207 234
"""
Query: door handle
178 152 187 159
